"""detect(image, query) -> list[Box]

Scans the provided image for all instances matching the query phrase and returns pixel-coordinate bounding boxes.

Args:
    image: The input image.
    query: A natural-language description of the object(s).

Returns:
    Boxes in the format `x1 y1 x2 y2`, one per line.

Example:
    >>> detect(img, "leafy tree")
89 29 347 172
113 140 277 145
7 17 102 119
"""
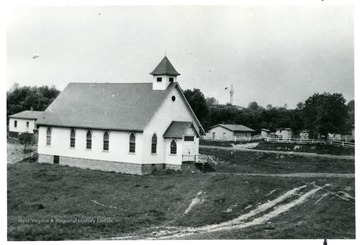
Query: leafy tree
347 100 354 126
303 92 349 139
183 88 209 129
18 132 34 153
247 101 259 110
206 97 217 106
296 102 305 110
7 84 60 118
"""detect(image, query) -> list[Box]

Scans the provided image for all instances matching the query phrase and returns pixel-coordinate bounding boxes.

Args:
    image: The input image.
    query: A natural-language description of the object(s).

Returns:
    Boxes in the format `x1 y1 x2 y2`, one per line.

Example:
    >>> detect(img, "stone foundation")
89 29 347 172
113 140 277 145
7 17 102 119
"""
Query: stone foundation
37 154 182 175
165 164 182 171
38 154 54 164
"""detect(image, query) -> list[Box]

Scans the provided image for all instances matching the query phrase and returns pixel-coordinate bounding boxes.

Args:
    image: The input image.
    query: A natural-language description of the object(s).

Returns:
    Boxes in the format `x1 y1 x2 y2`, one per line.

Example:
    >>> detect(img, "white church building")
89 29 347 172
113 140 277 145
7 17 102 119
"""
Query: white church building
36 56 204 175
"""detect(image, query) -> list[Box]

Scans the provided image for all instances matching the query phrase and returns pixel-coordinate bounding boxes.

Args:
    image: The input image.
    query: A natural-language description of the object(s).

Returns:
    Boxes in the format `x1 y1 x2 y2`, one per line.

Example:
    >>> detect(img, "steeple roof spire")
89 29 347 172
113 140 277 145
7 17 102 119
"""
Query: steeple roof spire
150 56 181 76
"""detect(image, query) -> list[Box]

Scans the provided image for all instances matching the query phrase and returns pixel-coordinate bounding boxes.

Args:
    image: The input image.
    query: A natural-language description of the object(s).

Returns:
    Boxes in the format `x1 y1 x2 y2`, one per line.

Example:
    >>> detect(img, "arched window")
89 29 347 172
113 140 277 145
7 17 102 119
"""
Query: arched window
86 130 92 149
103 131 109 151
129 133 136 153
46 127 51 145
151 134 157 154
70 129 76 148
170 139 177 154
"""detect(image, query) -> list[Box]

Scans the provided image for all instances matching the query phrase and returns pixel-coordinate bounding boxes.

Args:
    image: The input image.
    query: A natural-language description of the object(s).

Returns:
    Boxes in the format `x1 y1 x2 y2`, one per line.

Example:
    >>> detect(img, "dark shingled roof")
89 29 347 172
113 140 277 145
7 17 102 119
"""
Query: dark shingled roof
163 121 196 138
36 83 178 131
150 56 181 76
212 124 255 132
9 110 43 120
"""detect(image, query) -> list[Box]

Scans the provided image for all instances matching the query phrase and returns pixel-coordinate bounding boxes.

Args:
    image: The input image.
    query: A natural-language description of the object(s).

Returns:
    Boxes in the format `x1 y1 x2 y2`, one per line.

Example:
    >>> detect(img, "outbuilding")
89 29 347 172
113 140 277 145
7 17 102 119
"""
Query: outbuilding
8 110 43 138
207 124 255 141
275 128 293 139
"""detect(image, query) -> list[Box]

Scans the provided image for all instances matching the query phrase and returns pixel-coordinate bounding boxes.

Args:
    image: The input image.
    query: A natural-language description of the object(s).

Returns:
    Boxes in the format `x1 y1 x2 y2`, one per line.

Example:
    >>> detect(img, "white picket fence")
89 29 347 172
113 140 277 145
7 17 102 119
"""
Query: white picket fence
265 137 355 148
330 141 355 148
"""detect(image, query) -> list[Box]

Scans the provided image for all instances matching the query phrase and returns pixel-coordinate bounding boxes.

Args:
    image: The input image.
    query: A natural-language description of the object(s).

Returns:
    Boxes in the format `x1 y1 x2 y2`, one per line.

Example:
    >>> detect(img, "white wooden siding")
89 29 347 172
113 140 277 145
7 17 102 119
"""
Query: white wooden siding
37 127 144 164
142 87 200 165
9 118 36 134
208 126 234 141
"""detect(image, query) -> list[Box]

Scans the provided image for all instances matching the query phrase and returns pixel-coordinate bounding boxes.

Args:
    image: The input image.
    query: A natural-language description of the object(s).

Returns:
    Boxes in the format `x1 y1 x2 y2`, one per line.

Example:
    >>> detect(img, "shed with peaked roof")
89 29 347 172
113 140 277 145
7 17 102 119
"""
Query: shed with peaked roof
275 128 293 139
261 128 271 138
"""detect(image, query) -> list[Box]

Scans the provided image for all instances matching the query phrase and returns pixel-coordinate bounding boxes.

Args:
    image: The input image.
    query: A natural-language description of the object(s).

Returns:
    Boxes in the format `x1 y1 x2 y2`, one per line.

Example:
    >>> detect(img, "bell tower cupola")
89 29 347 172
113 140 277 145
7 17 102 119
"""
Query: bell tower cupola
150 56 180 90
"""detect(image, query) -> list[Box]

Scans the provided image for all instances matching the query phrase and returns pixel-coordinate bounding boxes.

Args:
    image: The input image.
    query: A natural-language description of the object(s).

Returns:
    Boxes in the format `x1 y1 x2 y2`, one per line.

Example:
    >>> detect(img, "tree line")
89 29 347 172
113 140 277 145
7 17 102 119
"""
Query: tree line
184 88 354 139
7 84 354 140
7 83 60 119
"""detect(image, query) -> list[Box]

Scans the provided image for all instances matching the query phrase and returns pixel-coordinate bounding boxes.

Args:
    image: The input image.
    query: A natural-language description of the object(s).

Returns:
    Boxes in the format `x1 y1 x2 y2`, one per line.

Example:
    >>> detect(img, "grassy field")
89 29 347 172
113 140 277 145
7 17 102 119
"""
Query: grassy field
199 139 355 156
200 148 355 174
253 142 355 155
7 148 355 240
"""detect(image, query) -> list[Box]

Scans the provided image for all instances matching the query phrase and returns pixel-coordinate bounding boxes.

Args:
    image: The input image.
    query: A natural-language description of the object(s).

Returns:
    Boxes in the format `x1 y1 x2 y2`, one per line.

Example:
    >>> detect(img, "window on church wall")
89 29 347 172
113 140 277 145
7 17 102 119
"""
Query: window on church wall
184 136 194 141
14 120 17 128
86 130 92 149
103 131 109 151
70 129 76 148
129 133 136 153
170 139 177 154
157 77 162 82
151 134 157 154
46 127 52 145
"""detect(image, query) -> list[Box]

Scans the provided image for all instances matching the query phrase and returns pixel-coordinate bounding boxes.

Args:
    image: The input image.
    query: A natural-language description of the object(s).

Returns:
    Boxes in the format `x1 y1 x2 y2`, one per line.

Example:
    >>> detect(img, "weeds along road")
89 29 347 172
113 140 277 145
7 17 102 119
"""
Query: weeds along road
200 145 355 160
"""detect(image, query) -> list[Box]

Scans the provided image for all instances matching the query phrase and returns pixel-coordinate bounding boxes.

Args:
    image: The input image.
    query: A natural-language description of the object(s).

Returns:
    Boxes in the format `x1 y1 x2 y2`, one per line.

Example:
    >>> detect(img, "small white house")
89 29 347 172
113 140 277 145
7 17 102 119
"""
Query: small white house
261 129 271 138
36 56 204 175
275 128 293 139
207 124 255 141
8 110 43 137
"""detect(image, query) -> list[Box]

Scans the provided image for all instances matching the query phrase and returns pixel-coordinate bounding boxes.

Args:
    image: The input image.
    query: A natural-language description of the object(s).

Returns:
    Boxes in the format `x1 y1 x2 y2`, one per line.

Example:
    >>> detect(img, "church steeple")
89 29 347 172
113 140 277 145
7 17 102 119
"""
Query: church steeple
151 56 180 90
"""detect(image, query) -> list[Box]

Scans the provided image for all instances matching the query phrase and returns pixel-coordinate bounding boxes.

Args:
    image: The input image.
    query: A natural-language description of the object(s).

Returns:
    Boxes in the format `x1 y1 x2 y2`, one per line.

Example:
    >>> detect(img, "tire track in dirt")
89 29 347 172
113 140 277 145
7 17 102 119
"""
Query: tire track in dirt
111 184 325 240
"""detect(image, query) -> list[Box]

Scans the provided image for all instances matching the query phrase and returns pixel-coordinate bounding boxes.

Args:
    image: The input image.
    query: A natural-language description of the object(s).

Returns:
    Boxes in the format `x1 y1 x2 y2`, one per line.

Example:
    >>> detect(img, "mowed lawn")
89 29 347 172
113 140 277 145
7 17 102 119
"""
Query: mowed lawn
7 149 355 240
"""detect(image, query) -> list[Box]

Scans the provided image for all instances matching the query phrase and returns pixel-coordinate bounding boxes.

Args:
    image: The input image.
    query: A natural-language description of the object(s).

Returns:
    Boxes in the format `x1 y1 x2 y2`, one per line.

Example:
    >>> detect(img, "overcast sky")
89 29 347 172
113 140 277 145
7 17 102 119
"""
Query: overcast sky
6 4 354 109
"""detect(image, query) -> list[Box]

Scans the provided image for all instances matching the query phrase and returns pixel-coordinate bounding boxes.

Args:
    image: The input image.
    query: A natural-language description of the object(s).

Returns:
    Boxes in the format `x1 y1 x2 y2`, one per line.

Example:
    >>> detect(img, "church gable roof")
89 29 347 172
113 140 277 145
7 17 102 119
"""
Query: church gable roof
150 56 181 76
36 82 177 131
163 121 198 139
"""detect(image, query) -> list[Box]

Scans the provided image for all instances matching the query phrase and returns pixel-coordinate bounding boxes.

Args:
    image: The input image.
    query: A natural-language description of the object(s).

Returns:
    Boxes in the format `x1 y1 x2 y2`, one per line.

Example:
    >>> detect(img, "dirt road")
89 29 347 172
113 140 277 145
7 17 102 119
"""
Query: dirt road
111 182 353 240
